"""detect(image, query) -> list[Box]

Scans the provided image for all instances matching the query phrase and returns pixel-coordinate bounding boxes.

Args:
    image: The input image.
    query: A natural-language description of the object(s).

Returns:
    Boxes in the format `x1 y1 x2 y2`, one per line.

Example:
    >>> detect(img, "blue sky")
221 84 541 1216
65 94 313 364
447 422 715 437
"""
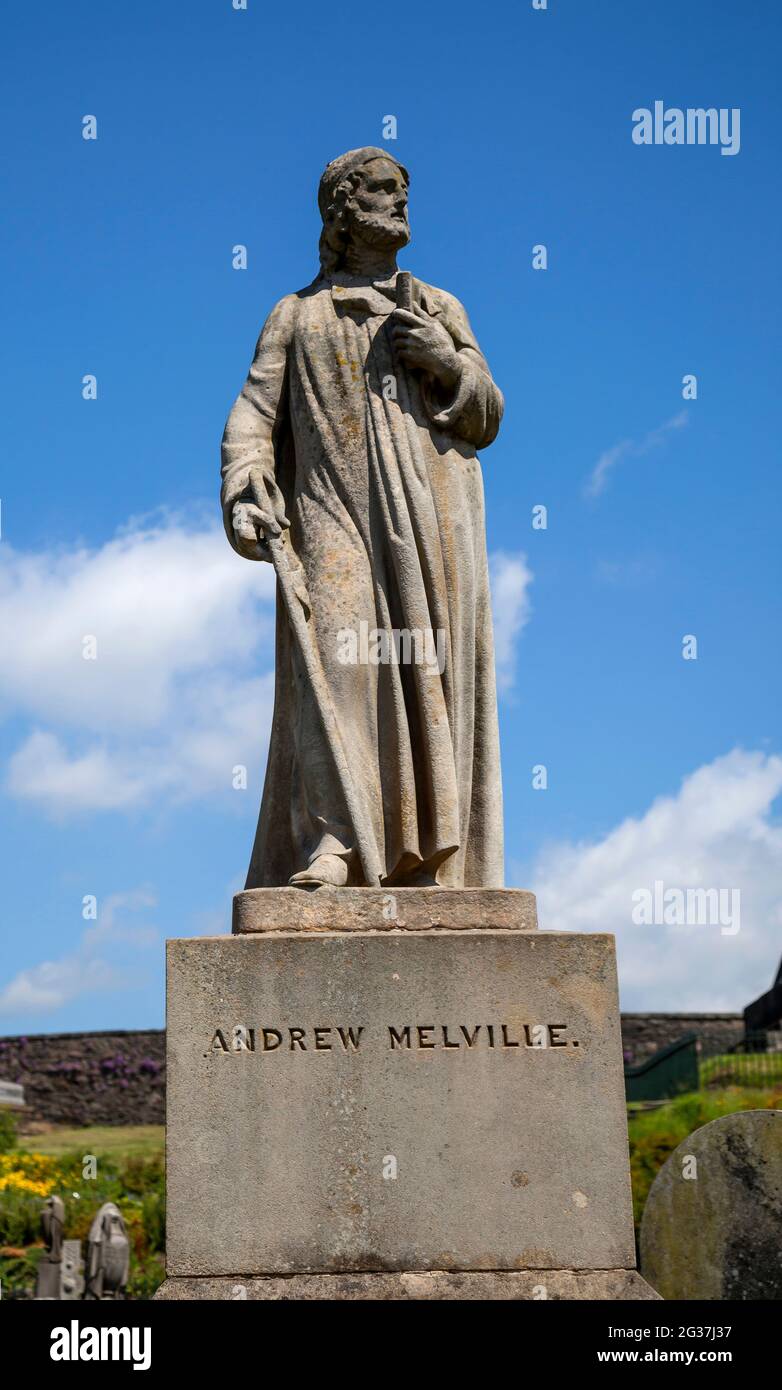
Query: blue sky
1 0 780 1031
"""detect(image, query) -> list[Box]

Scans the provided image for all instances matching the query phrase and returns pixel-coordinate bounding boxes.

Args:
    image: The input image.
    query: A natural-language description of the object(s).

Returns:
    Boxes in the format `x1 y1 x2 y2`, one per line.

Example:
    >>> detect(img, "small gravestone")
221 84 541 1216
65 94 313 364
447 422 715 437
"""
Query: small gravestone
640 1110 782 1300
61 1239 85 1299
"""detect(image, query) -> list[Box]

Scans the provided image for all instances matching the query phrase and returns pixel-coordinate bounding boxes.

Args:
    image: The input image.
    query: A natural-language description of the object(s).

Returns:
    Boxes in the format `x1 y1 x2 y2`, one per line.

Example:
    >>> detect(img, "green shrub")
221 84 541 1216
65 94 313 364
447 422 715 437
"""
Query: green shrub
0 1108 18 1154
0 1135 166 1299
126 1252 165 1300
0 1186 44 1247
0 1247 41 1298
141 1190 165 1253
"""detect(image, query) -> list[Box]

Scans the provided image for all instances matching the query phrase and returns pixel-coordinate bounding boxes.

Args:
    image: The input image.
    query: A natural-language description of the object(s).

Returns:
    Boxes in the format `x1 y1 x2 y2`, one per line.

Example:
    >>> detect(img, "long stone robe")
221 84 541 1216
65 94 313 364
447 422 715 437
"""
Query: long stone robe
221 270 504 888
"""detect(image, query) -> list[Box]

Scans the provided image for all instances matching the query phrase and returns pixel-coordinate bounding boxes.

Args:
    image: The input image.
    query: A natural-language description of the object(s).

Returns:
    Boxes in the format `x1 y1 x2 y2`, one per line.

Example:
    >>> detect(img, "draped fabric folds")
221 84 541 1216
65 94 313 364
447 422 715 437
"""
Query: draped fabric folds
221 271 504 888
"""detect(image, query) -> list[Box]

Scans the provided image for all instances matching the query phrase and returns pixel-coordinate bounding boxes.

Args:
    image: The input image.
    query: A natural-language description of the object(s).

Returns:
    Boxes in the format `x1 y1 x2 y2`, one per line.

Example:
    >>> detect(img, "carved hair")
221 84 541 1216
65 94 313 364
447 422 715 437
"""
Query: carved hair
318 169 365 275
317 149 409 275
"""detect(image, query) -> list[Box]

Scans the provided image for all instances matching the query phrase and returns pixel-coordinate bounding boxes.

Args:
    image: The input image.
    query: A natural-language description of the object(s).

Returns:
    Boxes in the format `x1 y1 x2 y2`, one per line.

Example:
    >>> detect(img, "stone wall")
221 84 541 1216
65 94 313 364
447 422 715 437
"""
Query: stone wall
0 1030 165 1127
0 1015 744 1126
620 1013 744 1064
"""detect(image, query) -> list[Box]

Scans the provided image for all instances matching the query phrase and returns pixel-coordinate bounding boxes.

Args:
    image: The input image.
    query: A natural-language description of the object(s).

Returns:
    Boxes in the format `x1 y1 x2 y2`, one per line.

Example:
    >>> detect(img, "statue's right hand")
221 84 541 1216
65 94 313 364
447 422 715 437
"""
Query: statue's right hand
231 477 289 561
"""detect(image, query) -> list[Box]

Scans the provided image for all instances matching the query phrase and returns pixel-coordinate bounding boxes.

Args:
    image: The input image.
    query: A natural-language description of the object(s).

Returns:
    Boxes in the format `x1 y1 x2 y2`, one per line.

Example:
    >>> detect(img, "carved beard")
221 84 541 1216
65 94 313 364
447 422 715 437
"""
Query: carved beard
348 207 410 252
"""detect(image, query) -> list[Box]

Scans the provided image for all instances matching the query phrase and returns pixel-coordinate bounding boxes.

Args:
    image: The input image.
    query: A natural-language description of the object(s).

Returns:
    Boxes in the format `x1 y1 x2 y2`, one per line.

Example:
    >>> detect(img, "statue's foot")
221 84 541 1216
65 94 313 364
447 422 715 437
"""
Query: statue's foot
289 854 349 888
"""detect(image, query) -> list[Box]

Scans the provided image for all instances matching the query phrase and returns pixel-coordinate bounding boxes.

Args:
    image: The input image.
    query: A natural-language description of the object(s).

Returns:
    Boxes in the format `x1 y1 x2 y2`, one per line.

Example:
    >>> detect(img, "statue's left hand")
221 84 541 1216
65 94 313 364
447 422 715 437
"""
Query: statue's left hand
390 306 461 392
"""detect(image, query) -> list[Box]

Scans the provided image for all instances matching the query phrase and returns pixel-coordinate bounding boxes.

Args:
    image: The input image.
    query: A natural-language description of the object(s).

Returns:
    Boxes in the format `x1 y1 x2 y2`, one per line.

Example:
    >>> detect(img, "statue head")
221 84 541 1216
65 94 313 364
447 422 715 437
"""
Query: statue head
318 146 410 274
88 1199 125 1244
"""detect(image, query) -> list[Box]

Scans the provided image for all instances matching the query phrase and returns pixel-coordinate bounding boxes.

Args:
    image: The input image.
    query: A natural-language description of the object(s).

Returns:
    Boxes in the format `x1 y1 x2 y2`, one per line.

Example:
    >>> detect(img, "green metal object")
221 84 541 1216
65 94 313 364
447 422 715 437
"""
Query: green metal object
624 1032 699 1102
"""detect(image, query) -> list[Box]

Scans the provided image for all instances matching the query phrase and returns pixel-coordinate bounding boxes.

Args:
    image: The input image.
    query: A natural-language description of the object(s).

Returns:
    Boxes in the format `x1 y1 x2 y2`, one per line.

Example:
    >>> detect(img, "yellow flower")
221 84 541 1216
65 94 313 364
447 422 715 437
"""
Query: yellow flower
0 1171 57 1197
0 1152 62 1196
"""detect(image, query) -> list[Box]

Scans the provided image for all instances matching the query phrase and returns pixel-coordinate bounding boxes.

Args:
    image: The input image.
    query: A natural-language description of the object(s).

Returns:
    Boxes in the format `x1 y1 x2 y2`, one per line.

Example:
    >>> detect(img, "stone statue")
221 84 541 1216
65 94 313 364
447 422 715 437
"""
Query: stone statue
35 1195 84 1299
222 148 504 890
35 1193 65 1299
84 1201 129 1299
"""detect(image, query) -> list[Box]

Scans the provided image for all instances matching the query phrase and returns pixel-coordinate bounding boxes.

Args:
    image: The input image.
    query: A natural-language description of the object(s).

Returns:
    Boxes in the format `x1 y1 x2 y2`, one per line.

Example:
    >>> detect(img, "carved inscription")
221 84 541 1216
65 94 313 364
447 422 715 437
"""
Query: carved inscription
206 1022 581 1055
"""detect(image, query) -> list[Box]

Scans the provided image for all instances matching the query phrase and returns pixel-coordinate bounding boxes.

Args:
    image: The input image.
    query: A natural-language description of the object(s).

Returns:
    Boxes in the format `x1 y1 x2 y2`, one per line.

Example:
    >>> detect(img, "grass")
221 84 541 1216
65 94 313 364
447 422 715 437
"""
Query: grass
627 1084 782 1235
20 1125 164 1160
699 1052 782 1088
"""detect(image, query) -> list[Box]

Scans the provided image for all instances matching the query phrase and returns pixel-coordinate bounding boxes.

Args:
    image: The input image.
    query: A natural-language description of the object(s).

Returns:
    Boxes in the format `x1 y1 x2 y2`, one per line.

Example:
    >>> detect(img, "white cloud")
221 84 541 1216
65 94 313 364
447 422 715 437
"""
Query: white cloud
584 411 688 498
5 674 274 815
1 520 534 814
0 512 274 730
0 514 276 815
0 958 124 1015
7 733 151 811
489 551 533 693
529 749 782 1011
81 889 159 951
0 890 158 1017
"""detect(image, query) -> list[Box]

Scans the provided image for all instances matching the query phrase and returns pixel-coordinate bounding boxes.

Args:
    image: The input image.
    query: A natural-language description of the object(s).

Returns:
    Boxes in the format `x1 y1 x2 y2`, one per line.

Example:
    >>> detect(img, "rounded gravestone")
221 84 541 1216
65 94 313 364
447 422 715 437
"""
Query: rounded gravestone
640 1110 782 1300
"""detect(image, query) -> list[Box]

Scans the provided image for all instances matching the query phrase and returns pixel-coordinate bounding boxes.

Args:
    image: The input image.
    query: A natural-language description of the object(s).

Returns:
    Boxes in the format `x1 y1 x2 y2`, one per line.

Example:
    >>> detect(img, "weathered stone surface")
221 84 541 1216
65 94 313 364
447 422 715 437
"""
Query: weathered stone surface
156 1268 659 1300
35 1195 65 1300
166 927 635 1278
233 885 538 934
61 1240 85 1300
85 1201 130 1300
640 1110 782 1300
221 149 506 890
1 1013 740 1128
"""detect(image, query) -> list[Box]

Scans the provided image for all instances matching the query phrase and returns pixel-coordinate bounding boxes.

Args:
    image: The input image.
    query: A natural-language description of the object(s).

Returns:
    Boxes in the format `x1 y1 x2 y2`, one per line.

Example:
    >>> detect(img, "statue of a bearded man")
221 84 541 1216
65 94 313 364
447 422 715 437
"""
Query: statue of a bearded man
221 147 504 889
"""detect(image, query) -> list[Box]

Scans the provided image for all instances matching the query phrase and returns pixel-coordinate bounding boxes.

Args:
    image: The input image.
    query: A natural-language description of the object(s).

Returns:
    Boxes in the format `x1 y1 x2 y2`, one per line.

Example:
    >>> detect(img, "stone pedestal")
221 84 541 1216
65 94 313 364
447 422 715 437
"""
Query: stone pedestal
156 889 657 1300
